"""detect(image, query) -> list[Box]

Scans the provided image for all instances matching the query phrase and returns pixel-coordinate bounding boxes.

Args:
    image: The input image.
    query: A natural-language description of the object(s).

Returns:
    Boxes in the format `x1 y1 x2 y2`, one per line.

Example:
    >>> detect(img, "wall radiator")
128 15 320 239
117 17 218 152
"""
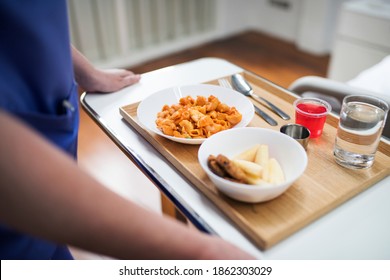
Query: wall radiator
68 0 218 69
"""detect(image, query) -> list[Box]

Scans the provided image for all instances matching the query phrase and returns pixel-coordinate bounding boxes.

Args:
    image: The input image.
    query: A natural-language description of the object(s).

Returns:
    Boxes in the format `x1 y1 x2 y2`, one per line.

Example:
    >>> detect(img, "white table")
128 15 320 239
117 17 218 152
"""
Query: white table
81 57 390 259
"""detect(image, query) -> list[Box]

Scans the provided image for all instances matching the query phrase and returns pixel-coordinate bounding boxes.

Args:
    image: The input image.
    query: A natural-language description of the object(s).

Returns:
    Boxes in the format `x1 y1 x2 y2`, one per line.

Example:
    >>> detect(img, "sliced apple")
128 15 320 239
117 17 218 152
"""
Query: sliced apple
268 158 285 184
232 159 263 177
233 144 260 162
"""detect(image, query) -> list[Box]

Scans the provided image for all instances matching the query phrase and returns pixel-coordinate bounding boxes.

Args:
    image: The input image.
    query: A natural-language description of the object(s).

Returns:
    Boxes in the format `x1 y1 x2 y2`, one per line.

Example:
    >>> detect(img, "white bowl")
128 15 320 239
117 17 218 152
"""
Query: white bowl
198 127 308 203
137 84 254 145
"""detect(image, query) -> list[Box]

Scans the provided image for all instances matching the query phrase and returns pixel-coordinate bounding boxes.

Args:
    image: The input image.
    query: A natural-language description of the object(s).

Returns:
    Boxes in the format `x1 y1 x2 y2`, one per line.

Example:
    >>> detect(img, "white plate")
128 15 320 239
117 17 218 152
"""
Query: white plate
137 84 255 144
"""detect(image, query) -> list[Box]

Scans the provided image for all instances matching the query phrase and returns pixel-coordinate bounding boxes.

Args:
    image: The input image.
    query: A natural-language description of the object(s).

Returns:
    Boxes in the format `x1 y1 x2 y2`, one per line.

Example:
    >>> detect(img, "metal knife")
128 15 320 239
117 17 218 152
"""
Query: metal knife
231 73 290 120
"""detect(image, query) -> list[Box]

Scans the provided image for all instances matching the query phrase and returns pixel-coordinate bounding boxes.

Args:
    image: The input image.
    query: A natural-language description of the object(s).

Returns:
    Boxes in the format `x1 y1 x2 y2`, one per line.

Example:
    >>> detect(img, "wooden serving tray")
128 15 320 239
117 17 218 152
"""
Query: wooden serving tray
119 71 390 250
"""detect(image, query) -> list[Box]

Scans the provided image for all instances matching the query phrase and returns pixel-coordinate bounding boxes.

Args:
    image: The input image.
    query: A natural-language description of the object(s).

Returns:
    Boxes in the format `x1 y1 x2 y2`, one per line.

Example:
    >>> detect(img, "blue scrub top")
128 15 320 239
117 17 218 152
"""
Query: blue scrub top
0 0 79 259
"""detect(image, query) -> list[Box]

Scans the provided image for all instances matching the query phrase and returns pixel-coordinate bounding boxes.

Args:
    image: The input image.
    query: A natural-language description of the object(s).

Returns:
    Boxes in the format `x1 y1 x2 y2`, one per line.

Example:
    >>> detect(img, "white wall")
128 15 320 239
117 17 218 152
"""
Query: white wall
295 0 350 55
245 0 352 55
250 0 303 42
215 0 255 36
215 0 305 44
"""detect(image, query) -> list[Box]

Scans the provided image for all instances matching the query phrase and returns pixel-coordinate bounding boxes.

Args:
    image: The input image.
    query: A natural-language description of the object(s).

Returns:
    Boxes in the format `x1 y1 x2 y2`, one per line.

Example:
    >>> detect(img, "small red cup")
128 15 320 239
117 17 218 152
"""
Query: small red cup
293 98 331 138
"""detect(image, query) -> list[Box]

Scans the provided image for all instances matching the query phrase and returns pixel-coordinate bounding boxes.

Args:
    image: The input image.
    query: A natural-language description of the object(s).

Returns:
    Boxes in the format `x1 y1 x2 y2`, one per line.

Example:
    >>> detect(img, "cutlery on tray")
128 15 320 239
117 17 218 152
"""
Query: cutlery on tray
218 78 278 126
231 73 291 120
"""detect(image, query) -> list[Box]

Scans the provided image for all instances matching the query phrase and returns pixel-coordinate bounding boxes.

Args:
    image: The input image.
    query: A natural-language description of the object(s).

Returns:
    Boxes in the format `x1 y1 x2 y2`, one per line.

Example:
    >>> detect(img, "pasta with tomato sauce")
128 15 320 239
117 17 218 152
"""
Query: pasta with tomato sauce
155 95 242 139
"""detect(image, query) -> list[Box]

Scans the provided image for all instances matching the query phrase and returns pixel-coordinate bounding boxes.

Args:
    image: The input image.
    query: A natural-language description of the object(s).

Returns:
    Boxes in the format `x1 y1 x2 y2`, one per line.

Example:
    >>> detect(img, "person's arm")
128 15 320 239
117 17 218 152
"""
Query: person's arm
71 46 141 93
0 111 254 259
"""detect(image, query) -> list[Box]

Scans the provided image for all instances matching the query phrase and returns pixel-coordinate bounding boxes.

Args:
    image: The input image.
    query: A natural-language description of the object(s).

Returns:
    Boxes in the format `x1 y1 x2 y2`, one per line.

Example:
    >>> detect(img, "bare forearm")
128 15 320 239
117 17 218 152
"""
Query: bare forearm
71 45 95 85
71 45 140 93
0 111 199 258
0 111 252 259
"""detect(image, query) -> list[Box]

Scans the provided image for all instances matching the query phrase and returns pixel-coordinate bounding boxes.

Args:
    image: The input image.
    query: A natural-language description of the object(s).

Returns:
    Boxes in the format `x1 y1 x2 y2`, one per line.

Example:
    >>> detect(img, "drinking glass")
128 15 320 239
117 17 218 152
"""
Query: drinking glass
334 95 389 169
293 97 332 138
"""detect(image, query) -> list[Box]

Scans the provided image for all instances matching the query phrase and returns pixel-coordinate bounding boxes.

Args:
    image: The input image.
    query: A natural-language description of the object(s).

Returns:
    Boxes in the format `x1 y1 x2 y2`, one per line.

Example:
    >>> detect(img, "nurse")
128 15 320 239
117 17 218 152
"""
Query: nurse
0 0 140 259
0 0 254 260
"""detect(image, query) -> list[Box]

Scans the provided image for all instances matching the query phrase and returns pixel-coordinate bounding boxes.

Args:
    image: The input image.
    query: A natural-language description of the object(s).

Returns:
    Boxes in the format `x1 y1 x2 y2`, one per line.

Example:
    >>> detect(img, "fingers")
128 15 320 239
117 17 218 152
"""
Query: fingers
93 69 141 93
106 69 141 85
105 69 136 77
122 73 141 86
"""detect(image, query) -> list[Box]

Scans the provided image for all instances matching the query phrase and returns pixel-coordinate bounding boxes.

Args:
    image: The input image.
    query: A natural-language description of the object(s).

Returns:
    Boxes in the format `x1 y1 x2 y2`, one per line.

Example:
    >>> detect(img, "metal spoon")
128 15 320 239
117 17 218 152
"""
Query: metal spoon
219 78 277 126
231 73 291 120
